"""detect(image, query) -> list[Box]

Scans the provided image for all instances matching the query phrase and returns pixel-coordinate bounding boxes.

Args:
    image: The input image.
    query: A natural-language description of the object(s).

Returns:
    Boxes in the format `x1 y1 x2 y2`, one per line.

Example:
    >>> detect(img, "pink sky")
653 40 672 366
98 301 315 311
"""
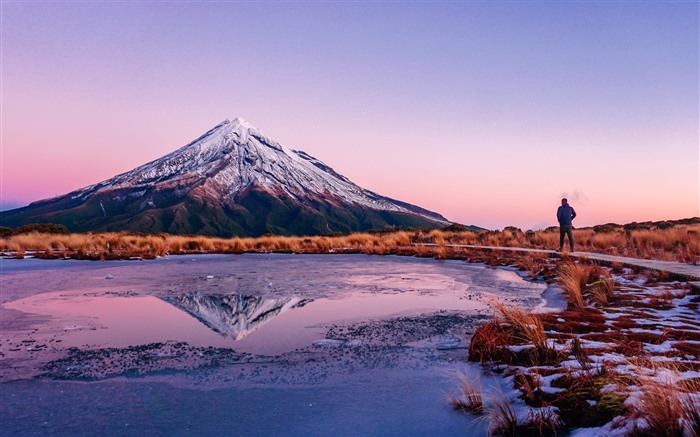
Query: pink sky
2 3 698 230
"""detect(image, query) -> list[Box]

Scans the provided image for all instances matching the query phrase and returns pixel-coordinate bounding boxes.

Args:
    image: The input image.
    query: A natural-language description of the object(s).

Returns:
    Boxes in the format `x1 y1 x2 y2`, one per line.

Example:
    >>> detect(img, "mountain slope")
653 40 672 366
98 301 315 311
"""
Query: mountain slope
1 118 452 236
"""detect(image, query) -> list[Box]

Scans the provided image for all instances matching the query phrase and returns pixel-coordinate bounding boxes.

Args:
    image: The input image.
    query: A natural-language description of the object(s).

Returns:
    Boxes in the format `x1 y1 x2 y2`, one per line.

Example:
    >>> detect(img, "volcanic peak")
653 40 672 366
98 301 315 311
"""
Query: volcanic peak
2 116 451 236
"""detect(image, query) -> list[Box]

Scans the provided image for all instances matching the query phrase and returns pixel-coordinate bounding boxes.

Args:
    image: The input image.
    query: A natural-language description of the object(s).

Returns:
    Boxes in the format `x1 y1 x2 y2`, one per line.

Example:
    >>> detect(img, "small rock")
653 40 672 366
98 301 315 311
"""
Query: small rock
105 274 115 280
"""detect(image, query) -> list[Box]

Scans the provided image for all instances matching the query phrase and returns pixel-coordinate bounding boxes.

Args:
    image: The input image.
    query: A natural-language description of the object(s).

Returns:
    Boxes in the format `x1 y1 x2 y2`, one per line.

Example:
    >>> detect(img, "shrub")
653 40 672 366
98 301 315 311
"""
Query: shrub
593 223 621 233
442 223 470 232
12 223 69 235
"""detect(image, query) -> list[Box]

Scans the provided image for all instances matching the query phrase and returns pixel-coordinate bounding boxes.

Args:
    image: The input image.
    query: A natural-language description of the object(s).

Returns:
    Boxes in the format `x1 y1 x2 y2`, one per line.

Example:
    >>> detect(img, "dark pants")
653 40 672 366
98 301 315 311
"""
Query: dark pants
560 225 574 251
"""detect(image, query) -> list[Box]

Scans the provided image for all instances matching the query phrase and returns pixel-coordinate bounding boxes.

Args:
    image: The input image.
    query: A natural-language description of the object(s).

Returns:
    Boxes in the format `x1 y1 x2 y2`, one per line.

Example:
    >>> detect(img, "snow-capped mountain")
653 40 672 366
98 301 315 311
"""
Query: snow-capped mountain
1 117 452 236
162 292 312 341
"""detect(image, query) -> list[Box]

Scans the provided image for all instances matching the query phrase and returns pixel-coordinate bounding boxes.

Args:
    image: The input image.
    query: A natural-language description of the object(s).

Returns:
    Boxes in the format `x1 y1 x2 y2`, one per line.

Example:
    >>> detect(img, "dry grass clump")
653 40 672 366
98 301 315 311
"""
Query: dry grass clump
588 277 616 306
491 300 548 350
381 231 412 247
444 229 479 246
570 336 589 369
448 372 484 414
523 407 562 437
557 262 589 309
4 232 53 251
628 226 700 262
683 393 700 437
628 364 700 437
515 253 548 279
483 393 518 436
468 321 514 364
514 372 547 407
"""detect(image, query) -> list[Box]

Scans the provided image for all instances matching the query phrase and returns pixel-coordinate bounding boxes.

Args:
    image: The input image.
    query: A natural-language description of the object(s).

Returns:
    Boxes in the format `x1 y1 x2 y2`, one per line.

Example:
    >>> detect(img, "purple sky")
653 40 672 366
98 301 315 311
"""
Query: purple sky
2 2 698 229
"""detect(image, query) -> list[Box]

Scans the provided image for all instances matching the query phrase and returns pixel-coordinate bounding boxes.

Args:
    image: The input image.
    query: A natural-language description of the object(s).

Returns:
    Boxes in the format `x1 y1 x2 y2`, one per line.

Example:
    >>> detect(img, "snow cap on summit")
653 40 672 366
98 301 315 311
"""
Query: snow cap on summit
220 117 258 143
228 117 255 130
225 117 262 143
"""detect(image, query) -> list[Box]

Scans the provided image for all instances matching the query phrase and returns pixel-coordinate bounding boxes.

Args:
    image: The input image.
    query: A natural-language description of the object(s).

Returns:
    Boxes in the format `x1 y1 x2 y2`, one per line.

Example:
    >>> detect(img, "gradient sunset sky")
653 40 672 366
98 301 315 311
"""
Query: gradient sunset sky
2 2 698 230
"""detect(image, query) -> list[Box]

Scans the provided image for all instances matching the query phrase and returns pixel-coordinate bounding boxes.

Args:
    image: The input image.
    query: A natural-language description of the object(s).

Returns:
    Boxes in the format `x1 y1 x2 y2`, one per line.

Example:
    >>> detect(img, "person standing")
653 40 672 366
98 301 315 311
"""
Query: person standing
557 198 576 252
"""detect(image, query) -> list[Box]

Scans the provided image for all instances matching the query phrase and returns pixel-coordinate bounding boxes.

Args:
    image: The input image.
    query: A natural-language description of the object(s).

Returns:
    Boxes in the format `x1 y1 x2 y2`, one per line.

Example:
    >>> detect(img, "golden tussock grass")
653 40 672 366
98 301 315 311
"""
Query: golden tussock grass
515 253 549 279
447 373 484 414
523 407 562 437
0 230 420 259
1 222 698 263
557 262 588 309
468 321 514 364
627 363 700 437
514 372 545 407
434 224 699 263
483 391 518 437
491 300 548 351
570 336 589 369
444 223 700 262
588 277 615 307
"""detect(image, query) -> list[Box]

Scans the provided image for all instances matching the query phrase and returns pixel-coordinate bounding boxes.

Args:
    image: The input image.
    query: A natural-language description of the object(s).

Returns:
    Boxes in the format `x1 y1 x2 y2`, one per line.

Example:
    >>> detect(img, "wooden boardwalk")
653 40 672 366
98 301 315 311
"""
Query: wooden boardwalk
416 243 700 280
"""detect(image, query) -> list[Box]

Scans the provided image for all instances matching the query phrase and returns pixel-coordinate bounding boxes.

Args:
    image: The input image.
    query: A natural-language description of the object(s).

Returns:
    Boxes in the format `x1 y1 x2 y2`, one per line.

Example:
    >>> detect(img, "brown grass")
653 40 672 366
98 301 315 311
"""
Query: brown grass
514 372 547 407
570 336 589 368
0 231 416 259
448 373 484 414
557 262 588 308
588 277 616 306
516 254 548 279
491 300 548 351
2 221 698 262
468 321 514 363
628 364 700 437
523 407 562 437
484 392 518 436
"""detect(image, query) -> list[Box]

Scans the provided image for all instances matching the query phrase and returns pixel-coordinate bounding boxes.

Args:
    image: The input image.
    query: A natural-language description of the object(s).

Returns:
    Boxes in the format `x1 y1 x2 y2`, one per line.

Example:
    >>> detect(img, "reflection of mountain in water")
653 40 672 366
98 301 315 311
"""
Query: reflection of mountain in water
162 293 312 340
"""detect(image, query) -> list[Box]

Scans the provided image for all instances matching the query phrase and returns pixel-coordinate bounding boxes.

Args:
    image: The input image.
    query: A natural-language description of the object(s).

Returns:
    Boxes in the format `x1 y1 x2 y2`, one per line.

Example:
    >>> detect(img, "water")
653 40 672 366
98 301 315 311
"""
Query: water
5 288 485 355
1 254 552 436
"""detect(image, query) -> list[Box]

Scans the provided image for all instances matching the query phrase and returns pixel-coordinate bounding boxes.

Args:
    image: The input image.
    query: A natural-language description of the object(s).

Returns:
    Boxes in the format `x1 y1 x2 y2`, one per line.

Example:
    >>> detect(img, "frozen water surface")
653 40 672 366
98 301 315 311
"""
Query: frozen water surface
1 254 550 436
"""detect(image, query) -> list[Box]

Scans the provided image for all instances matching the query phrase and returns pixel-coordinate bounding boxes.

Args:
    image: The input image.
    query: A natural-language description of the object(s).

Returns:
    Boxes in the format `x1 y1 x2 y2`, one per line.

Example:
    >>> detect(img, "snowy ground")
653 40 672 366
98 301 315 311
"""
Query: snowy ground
463 259 700 437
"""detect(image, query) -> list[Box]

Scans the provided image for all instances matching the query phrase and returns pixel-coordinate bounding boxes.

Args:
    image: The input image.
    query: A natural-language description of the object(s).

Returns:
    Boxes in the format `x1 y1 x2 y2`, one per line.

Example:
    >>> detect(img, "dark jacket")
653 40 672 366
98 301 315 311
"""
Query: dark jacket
557 204 576 226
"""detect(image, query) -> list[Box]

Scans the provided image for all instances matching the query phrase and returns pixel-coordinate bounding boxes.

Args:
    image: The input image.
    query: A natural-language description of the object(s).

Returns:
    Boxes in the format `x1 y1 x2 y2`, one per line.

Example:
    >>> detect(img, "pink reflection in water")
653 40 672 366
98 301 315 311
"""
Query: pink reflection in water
6 290 484 355
235 292 485 355
5 293 232 349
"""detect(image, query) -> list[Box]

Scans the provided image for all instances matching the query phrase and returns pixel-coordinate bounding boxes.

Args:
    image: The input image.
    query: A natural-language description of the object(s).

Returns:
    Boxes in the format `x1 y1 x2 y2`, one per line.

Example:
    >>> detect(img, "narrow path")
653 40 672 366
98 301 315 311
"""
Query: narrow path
416 243 700 280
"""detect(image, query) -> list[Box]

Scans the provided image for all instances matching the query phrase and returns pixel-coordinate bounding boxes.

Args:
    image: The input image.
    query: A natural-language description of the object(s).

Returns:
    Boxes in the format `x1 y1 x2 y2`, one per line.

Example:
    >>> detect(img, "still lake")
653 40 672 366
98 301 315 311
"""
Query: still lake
1 254 552 436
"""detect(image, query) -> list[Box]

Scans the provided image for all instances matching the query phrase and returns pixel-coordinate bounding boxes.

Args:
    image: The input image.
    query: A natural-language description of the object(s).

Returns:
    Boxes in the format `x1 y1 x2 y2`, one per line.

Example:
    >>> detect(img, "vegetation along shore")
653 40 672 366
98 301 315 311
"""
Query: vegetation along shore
1 218 698 263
